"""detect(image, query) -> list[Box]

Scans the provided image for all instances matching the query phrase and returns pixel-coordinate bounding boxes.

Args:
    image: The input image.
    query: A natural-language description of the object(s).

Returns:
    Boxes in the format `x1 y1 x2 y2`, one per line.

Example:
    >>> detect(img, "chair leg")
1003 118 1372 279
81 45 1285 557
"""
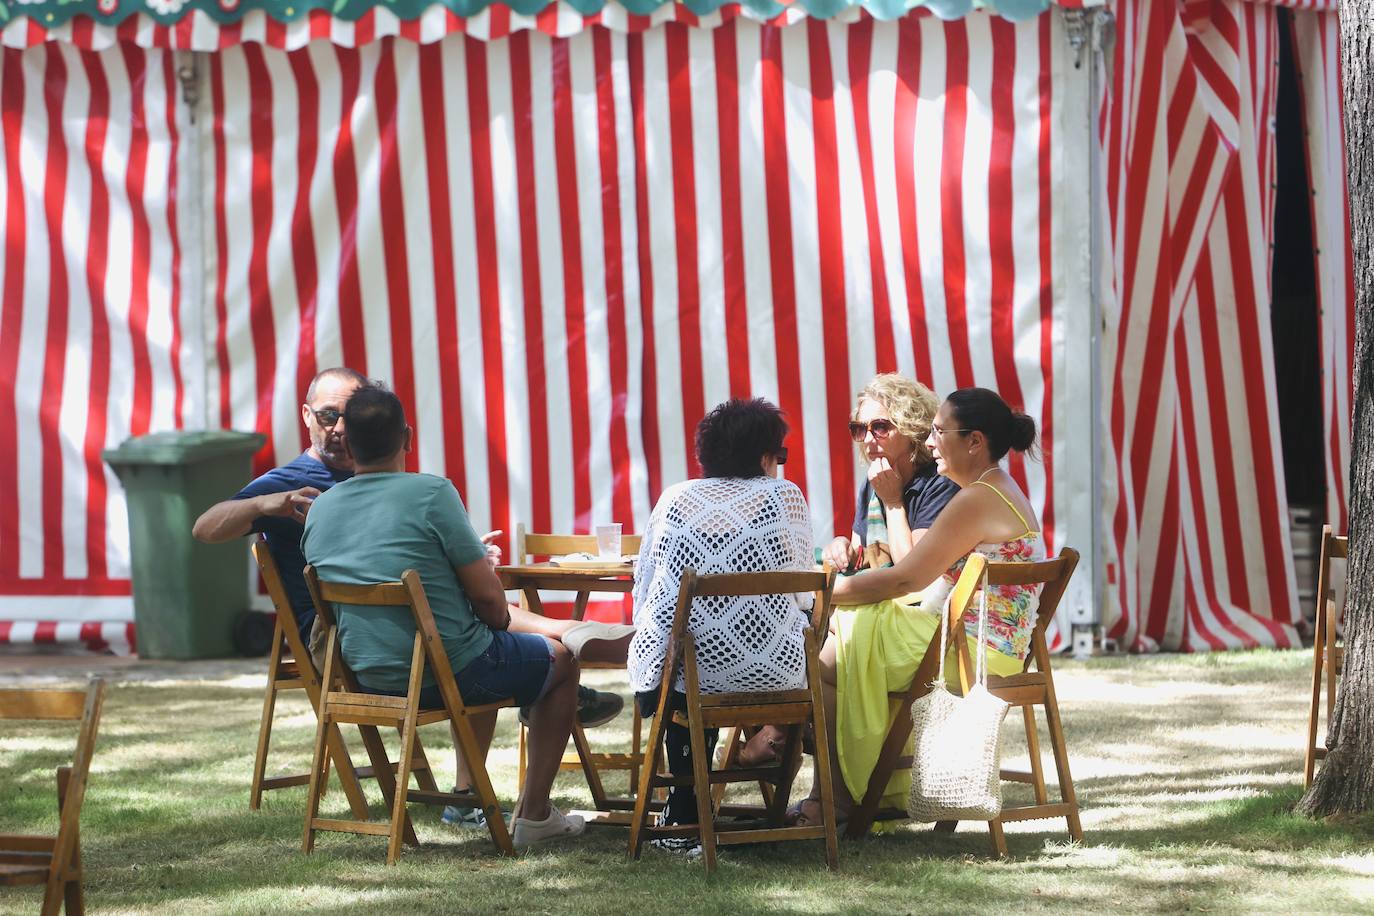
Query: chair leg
408 731 439 793
1041 692 1082 842
301 705 332 854
450 712 514 856
517 724 528 788
988 818 1008 858
570 718 610 811
386 716 421 865
934 820 958 833
356 724 420 847
250 635 286 810
324 726 373 820
1305 636 1324 788
630 702 643 788
710 726 744 812
805 640 840 870
49 769 83 916
687 706 718 874
766 724 805 828
628 704 669 861
847 706 912 839
1022 705 1048 805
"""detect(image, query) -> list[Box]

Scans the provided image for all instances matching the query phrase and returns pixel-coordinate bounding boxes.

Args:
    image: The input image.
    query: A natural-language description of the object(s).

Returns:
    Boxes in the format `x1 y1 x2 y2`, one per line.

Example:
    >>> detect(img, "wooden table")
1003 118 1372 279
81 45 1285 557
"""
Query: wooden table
497 562 650 826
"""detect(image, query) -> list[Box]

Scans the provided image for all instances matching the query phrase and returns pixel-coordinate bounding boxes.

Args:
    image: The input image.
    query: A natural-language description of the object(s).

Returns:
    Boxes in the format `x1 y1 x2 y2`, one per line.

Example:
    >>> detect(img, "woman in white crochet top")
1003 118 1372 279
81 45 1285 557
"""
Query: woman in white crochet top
628 398 815 850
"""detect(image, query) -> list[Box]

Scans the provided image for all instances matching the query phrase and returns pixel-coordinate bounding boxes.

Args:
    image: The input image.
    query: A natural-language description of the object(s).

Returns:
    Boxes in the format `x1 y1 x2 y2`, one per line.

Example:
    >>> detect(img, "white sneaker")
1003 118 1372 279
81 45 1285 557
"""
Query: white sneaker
560 621 636 661
510 805 586 851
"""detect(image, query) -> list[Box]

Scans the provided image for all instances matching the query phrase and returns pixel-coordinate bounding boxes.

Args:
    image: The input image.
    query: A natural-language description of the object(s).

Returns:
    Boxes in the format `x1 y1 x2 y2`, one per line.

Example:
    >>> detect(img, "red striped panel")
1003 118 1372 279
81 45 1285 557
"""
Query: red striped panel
1291 10 1354 536
1104 0 1308 651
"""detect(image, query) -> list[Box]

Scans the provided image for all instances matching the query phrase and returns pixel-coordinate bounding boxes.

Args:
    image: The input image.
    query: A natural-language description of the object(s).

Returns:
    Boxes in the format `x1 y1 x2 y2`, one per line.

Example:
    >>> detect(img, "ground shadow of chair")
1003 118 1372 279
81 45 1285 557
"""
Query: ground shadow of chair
627 568 840 874
302 566 515 862
1305 526 1348 788
845 548 1082 857
0 679 104 916
247 539 439 815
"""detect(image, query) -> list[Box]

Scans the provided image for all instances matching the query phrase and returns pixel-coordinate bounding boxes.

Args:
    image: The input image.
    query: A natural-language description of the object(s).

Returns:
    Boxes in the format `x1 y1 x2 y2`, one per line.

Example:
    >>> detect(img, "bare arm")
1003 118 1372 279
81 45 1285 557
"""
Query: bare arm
831 488 988 606
191 487 321 543
455 556 512 631
822 532 863 572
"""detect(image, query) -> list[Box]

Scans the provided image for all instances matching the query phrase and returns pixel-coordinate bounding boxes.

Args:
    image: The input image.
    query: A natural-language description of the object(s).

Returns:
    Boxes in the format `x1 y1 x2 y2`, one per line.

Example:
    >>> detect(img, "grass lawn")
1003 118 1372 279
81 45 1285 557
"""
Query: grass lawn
3 649 1373 915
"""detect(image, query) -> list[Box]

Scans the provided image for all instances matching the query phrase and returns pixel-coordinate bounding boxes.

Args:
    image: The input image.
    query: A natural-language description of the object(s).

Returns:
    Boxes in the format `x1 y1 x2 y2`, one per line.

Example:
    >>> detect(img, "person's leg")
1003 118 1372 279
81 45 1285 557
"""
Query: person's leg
662 713 718 825
507 605 634 664
514 641 578 822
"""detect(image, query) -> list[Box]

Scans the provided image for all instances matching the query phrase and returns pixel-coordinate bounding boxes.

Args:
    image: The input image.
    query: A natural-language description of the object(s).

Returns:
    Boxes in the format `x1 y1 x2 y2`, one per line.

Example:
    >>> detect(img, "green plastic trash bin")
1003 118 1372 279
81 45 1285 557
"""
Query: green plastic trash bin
104 430 267 660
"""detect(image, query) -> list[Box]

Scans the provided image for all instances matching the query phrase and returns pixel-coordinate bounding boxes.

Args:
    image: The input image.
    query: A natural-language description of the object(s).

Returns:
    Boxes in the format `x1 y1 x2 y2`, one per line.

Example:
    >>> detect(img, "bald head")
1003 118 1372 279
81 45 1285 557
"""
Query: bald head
305 367 368 406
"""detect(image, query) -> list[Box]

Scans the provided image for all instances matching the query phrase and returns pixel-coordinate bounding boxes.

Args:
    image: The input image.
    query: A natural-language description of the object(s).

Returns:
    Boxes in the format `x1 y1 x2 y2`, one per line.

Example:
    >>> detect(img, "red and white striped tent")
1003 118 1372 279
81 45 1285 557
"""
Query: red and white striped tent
0 0 1353 655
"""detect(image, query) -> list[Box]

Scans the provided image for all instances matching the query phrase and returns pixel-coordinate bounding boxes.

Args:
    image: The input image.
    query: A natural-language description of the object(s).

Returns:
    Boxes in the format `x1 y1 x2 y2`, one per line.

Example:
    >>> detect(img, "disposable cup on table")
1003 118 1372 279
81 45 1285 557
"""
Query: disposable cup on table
595 523 622 560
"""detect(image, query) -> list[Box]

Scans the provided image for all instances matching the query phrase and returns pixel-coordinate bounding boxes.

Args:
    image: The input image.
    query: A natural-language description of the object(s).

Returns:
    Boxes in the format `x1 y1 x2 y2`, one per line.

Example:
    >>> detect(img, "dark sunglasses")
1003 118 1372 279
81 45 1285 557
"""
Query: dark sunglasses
308 406 343 429
848 418 898 442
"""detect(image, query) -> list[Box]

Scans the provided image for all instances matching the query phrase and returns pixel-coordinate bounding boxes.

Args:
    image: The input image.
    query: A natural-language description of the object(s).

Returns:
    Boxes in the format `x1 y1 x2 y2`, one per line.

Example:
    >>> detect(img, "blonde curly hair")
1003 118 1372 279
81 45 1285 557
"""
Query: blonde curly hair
853 374 940 467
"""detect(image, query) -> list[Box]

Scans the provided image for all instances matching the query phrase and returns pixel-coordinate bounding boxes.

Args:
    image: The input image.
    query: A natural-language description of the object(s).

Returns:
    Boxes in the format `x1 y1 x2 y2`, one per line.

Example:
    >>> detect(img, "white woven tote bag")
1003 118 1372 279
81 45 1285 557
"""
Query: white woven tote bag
907 571 1011 822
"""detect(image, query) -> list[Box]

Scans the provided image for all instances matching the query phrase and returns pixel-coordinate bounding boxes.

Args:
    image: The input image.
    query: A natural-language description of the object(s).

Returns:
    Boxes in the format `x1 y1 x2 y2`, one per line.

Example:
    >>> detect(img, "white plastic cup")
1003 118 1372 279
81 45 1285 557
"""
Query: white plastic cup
595 523 622 560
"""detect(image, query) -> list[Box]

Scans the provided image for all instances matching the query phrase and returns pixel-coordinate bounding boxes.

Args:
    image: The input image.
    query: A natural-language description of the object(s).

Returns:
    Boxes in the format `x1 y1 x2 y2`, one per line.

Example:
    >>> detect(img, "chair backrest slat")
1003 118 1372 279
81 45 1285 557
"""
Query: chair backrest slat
515 522 642 563
304 565 474 715
0 690 88 721
689 570 831 598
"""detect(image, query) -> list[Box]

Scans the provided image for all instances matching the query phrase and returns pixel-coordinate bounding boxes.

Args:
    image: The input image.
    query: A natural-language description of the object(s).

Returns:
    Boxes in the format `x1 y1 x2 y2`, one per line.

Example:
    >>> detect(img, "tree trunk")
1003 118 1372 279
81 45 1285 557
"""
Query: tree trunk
1296 0 1374 818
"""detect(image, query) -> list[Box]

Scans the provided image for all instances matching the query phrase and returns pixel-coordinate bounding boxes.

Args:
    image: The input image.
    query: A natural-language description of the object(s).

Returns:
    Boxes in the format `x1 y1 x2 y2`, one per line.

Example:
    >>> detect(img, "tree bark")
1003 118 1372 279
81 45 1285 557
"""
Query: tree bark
1296 0 1374 818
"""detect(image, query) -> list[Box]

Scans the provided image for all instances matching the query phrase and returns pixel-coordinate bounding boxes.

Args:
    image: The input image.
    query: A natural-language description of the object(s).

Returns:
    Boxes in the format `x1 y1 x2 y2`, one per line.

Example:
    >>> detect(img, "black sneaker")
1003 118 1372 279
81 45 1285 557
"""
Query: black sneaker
650 835 703 858
518 686 624 728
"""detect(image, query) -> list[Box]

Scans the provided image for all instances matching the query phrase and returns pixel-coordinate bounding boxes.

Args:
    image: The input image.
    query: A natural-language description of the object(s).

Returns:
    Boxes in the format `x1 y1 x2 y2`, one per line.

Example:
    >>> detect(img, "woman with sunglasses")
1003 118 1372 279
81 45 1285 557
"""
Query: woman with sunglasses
823 375 959 572
790 387 1046 827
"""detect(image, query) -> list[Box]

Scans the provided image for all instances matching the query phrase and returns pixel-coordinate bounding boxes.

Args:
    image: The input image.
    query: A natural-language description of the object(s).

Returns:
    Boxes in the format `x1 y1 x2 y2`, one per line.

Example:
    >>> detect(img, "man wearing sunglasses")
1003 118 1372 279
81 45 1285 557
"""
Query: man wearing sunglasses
193 367 367 636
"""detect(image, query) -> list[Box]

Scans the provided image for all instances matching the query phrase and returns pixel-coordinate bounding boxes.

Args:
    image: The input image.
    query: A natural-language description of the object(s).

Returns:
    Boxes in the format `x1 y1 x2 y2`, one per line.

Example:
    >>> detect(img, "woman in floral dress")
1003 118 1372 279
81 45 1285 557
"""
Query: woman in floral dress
793 387 1047 824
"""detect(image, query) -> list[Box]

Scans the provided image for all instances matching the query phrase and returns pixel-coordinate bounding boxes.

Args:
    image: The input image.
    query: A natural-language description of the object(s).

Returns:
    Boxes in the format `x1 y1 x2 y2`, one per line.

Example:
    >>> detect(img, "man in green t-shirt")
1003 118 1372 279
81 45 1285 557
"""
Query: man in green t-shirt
303 384 584 851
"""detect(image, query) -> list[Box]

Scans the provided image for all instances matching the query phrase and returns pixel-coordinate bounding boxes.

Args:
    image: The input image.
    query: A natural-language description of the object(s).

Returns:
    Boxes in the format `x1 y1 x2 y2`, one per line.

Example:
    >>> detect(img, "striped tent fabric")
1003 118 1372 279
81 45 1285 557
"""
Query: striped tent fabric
0 39 186 649
1290 8 1355 538
1100 0 1348 652
0 6 1072 641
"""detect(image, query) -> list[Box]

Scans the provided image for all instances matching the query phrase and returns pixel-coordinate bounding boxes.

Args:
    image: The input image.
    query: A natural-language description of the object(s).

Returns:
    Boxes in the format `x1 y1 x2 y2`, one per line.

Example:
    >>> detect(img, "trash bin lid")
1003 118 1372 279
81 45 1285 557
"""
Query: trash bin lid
102 429 268 466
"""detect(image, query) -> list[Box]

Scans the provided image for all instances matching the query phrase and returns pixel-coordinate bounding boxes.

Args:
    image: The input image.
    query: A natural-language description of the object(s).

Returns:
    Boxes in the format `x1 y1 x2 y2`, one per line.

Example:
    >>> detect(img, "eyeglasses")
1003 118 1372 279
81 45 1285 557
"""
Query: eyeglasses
930 423 970 438
848 418 898 442
775 447 788 466
307 406 343 429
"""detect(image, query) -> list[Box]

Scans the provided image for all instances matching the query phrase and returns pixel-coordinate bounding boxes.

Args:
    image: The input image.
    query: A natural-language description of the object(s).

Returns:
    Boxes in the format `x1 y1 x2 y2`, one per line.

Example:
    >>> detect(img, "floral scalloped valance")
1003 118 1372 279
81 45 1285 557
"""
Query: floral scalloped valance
0 0 1067 29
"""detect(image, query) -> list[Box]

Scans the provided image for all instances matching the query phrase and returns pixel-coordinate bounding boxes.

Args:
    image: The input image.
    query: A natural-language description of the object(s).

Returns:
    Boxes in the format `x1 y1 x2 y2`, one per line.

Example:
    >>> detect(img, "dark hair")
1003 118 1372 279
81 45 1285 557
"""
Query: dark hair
944 387 1037 461
694 398 788 479
343 383 407 465
305 366 367 404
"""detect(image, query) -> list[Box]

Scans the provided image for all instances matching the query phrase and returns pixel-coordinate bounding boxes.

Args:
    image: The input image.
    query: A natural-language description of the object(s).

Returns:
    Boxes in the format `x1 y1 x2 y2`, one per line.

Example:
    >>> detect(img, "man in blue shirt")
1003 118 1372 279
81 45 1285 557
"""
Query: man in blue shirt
193 367 366 636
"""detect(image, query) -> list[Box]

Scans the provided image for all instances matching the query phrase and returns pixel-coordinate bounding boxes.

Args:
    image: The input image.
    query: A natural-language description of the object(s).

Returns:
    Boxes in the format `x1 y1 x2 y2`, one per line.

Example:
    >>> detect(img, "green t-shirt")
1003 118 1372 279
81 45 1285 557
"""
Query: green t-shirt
302 472 493 693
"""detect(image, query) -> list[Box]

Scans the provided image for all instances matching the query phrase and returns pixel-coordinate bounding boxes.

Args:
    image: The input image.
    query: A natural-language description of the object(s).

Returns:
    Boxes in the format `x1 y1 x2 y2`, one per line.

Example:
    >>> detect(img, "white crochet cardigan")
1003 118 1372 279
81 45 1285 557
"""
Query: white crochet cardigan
627 476 816 695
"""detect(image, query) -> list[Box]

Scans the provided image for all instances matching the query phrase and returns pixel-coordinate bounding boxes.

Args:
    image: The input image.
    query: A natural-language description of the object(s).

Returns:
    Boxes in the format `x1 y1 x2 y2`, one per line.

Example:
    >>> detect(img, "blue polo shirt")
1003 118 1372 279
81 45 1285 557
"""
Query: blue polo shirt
851 463 959 545
234 452 352 632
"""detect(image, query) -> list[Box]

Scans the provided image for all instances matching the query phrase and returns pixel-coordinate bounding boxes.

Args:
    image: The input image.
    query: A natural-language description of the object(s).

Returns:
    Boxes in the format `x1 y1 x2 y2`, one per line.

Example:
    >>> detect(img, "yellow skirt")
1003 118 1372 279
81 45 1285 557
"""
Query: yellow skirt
834 595 1023 809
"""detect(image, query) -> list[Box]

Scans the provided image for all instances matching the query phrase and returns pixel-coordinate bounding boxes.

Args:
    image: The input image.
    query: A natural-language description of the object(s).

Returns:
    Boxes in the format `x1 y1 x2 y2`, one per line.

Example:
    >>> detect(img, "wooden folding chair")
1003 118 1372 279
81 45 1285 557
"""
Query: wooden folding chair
1305 526 1349 788
248 540 438 816
302 566 515 862
513 523 644 811
627 569 840 875
846 548 1082 858
1 680 104 916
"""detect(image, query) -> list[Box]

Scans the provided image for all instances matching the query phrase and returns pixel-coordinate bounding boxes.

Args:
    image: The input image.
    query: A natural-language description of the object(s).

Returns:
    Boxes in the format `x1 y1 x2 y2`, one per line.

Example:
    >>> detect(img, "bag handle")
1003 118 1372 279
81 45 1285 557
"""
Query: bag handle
936 562 992 689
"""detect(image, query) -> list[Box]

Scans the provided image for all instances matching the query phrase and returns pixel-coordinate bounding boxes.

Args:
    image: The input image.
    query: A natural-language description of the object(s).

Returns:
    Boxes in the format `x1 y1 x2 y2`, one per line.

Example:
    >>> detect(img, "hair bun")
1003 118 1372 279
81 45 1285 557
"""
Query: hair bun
1009 412 1037 453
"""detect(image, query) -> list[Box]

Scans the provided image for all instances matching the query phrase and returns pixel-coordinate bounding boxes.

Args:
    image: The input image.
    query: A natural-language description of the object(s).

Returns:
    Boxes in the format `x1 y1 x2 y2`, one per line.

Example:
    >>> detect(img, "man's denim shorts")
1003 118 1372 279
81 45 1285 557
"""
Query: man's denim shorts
361 630 556 710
